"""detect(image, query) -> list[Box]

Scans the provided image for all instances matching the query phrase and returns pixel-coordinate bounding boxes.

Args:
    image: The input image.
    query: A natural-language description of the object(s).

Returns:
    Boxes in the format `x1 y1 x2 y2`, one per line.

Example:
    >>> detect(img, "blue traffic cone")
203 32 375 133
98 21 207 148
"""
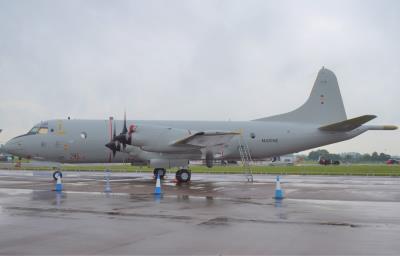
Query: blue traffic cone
56 191 62 206
274 176 284 199
154 174 163 195
55 176 63 192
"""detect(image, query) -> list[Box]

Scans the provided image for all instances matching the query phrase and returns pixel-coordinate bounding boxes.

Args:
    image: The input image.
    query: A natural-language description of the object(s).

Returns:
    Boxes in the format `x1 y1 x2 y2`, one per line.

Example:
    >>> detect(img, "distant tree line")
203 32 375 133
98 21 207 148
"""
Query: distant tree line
306 149 392 163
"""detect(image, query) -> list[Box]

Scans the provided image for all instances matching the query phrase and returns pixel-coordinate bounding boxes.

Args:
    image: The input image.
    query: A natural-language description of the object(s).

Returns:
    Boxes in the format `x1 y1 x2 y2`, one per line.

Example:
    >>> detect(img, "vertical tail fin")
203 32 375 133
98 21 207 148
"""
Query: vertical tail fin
255 67 347 125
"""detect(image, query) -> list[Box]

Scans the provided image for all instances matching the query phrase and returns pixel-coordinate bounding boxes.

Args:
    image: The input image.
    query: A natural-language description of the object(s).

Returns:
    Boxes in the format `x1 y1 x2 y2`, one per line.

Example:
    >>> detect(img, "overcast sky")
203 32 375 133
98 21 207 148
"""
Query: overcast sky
0 0 399 155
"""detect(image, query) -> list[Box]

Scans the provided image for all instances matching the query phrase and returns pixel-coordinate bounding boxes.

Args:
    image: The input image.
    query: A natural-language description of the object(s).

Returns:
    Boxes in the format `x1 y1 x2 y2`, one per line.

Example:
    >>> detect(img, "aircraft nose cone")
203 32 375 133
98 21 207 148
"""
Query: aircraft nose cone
3 138 22 155
3 141 13 154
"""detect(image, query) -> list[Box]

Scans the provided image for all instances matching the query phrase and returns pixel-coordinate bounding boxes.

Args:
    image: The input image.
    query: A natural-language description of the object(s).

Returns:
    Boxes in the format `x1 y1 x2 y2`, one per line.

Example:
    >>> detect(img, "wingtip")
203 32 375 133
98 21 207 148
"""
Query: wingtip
367 125 398 130
383 125 398 130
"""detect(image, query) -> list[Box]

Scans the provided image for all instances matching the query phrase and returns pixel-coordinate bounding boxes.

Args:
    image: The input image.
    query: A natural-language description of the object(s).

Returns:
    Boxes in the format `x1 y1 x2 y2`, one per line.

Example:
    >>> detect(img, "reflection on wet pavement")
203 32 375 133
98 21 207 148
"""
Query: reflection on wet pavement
0 170 399 255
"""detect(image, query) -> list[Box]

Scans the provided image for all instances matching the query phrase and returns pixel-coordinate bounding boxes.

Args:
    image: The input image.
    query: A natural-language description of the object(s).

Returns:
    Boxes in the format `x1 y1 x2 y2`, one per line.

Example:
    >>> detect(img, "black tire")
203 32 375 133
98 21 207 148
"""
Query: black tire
153 168 166 179
176 169 191 183
53 170 62 181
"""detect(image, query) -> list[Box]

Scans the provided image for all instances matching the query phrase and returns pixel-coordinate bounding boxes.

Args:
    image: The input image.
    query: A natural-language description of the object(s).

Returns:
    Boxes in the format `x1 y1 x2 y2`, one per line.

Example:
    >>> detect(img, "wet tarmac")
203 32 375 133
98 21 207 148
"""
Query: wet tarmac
0 170 400 255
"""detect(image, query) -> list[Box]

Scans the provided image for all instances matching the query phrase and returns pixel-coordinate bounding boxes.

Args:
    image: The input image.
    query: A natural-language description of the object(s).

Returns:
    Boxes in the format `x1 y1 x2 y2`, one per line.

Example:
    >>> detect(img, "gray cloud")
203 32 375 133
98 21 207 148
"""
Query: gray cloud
0 0 399 154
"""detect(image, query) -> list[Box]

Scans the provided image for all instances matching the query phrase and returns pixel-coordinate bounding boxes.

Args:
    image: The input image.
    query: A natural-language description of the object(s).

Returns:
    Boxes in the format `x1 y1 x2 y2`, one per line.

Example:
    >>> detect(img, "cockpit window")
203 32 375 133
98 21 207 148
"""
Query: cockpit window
27 126 48 135
38 127 48 134
28 126 40 135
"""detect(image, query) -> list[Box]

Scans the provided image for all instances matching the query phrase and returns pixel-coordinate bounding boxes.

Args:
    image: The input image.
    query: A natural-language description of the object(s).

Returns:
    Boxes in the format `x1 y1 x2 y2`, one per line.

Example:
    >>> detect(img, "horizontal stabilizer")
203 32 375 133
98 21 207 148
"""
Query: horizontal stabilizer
172 131 240 148
319 115 377 132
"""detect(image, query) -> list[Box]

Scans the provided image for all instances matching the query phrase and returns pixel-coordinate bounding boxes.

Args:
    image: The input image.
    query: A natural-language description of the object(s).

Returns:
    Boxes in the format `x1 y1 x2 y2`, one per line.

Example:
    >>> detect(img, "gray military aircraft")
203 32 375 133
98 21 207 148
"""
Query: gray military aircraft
3 68 397 182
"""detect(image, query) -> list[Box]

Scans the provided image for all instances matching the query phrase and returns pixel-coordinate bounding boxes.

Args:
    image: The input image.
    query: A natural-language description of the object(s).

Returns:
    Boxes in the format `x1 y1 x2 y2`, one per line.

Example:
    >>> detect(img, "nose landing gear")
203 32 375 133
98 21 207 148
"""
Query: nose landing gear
52 170 63 181
153 168 166 179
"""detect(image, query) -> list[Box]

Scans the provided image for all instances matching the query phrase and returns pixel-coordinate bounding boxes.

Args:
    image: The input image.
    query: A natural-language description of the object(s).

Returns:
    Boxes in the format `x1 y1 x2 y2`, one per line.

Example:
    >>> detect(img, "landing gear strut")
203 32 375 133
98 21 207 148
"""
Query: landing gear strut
176 169 191 183
153 168 166 179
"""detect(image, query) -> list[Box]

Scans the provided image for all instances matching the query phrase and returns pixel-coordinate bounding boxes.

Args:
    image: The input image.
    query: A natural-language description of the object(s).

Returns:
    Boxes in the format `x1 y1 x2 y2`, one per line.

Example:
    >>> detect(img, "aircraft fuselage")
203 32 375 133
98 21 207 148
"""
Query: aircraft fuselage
4 119 365 165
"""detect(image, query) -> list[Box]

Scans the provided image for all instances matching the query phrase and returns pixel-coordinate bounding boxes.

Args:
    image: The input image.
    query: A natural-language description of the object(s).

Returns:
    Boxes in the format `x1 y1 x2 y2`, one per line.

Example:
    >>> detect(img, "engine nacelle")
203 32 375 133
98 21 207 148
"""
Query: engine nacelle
131 125 197 153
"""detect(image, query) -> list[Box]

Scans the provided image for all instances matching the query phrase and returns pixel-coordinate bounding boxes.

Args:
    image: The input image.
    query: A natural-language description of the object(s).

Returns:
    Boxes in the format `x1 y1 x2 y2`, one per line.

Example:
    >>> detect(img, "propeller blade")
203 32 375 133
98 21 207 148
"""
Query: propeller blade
105 142 117 157
108 111 134 151
113 120 117 139
122 110 128 134
106 116 118 162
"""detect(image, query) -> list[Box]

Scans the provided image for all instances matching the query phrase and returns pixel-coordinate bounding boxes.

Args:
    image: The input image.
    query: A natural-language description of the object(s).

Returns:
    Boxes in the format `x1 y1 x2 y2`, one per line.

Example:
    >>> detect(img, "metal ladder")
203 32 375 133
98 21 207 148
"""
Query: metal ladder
238 136 254 182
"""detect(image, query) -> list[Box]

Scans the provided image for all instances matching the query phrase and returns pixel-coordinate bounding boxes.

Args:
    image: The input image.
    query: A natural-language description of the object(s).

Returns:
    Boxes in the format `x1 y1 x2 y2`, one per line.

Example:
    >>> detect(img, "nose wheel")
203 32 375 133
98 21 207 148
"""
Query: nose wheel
153 168 166 179
52 170 63 181
176 169 191 183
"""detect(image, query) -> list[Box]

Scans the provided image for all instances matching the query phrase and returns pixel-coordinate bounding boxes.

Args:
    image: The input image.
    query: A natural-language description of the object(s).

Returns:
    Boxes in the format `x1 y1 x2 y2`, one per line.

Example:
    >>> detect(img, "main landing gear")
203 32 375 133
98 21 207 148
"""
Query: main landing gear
153 168 191 183
175 169 191 183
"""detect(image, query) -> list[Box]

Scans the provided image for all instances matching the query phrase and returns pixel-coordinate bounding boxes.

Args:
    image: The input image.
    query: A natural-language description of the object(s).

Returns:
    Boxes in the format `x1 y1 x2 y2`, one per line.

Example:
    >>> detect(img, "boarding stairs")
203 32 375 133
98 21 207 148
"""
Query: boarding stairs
238 136 254 182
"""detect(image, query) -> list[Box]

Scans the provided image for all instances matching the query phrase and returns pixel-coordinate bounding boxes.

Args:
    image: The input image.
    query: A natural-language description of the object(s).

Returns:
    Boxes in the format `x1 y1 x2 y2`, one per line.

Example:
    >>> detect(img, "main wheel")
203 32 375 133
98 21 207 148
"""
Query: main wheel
153 168 166 179
53 170 63 181
176 169 191 183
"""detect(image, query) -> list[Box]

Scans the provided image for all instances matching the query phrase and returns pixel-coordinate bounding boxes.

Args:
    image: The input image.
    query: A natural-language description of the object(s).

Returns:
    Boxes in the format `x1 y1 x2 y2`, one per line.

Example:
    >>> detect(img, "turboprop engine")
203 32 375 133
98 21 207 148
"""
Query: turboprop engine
106 114 200 154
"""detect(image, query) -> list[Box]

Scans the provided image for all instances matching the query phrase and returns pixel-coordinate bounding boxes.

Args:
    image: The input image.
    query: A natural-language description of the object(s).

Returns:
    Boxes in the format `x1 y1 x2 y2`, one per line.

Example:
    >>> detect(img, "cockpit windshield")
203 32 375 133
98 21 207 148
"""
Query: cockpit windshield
28 126 40 135
27 125 48 135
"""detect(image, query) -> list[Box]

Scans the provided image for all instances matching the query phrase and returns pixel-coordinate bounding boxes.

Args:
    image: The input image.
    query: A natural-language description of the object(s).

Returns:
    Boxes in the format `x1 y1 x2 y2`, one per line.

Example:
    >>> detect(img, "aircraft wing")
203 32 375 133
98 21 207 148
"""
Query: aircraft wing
172 131 240 148
319 115 376 132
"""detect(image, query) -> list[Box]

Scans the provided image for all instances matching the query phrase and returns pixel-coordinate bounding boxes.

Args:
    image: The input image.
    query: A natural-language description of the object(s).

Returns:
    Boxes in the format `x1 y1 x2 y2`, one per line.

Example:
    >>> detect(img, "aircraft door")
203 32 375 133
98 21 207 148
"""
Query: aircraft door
51 120 69 162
